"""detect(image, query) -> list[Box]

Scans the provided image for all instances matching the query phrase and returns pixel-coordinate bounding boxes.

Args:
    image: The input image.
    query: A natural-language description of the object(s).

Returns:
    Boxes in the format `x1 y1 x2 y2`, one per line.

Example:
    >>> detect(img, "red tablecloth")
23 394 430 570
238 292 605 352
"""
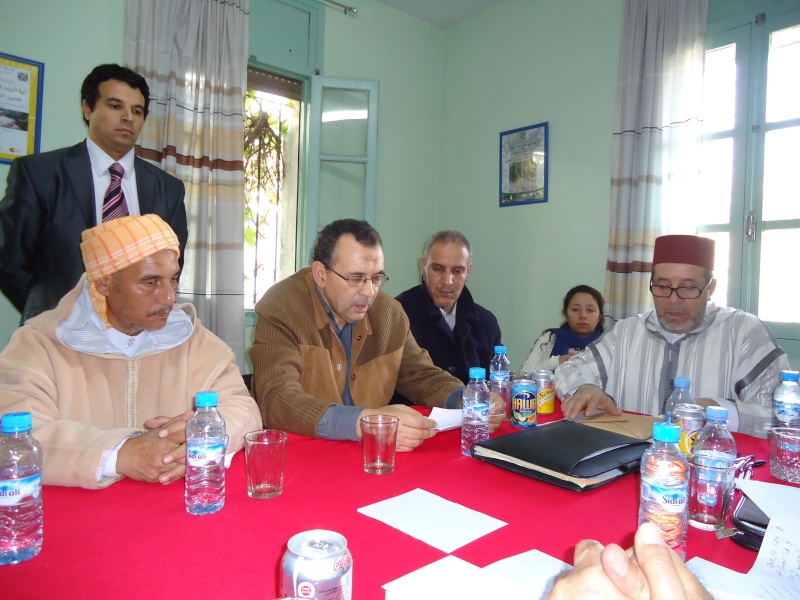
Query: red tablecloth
0 408 783 599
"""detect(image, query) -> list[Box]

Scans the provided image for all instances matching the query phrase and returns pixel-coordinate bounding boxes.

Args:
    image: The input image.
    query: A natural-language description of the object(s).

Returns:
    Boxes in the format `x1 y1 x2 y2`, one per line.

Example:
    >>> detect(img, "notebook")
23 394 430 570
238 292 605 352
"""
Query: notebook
471 420 651 491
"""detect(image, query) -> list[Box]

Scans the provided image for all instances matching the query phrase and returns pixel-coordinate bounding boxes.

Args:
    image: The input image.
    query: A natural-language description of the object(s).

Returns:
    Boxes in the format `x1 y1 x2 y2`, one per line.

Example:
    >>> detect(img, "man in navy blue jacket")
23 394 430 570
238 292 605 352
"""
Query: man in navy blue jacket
395 231 501 403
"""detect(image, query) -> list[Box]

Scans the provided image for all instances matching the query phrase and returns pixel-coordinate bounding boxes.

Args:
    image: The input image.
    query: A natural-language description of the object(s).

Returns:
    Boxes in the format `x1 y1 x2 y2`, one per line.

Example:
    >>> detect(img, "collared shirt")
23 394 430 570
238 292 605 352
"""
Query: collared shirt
315 288 364 441
439 302 457 331
315 287 355 406
86 137 141 223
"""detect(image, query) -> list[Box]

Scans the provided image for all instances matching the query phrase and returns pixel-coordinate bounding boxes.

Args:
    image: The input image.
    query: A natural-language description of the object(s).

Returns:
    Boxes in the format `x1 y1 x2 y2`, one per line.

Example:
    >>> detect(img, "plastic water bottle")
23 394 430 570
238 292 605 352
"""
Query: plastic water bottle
489 346 510 382
773 370 800 428
488 346 511 418
690 406 737 530
461 367 490 457
639 422 689 560
185 391 227 515
694 407 737 463
664 377 694 423
0 412 43 565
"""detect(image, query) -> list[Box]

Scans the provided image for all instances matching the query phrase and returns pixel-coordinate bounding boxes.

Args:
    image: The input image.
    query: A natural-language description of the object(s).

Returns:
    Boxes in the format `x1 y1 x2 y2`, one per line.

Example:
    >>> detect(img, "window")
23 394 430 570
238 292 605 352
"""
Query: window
303 76 379 266
699 7 800 354
243 68 301 308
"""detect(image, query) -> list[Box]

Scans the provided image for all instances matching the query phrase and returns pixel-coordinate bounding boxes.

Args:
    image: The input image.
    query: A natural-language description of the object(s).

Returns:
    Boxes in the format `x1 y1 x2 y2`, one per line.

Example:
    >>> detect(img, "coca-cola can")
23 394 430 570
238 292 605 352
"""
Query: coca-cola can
280 529 353 599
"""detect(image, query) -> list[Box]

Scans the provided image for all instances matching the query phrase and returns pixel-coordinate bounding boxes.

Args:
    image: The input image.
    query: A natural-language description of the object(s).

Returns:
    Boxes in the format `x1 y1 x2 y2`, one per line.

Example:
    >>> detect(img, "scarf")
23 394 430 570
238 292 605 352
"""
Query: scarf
548 326 602 357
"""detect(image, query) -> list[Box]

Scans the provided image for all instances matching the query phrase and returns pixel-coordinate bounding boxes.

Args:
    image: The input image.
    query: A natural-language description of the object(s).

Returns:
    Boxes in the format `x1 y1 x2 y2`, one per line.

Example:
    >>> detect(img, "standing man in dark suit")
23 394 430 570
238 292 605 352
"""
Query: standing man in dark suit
395 230 502 396
0 64 187 323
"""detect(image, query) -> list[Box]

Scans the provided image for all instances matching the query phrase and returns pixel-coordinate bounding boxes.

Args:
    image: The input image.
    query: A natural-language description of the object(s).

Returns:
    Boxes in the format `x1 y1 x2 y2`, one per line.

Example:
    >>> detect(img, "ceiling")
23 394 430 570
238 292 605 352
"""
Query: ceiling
372 0 507 29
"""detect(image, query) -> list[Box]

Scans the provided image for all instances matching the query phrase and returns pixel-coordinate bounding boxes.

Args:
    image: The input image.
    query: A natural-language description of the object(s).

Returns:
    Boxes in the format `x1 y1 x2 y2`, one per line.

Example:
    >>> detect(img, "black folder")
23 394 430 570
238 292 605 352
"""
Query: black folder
471 419 651 491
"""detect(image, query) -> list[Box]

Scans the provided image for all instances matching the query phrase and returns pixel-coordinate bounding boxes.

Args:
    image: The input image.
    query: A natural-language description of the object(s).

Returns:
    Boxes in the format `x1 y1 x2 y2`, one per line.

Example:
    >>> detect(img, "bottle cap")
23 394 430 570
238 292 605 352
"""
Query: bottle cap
673 377 691 389
1 411 33 433
705 405 728 421
195 391 219 408
494 345 506 355
780 370 799 382
652 422 680 443
469 367 486 380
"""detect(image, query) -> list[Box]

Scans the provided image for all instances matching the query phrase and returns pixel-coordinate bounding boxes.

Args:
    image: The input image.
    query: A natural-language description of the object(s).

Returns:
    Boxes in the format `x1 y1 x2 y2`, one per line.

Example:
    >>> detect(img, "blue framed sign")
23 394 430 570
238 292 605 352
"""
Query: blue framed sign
499 121 548 207
0 52 44 164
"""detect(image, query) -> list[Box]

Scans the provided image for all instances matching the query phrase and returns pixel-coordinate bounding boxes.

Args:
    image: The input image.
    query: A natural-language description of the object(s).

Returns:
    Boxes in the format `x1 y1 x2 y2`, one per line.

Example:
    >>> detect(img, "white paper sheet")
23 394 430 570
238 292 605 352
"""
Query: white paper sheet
357 488 507 553
483 549 572 598
750 509 800 583
685 510 800 599
382 555 529 600
687 557 800 600
735 478 800 519
429 407 462 431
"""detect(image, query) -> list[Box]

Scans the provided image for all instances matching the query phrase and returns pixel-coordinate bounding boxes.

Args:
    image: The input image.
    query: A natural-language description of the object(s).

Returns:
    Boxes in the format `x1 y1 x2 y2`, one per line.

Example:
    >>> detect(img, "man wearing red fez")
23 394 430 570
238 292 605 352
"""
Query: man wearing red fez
0 215 261 488
556 234 787 438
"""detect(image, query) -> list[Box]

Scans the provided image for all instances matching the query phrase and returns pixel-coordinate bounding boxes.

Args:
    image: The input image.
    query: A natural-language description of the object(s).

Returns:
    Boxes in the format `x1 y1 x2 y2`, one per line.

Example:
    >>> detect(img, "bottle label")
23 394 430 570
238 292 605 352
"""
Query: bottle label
774 400 800 423
489 372 510 381
462 400 490 422
187 440 225 467
641 475 687 514
0 473 41 506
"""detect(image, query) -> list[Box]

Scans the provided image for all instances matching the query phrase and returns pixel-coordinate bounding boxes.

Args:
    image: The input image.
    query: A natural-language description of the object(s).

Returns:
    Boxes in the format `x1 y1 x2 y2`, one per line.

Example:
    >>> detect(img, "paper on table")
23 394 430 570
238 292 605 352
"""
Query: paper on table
383 555 529 600
686 556 800 600
735 478 800 519
483 549 572 598
429 407 461 431
685 510 800 599
750 509 800 583
686 557 799 600
357 488 507 554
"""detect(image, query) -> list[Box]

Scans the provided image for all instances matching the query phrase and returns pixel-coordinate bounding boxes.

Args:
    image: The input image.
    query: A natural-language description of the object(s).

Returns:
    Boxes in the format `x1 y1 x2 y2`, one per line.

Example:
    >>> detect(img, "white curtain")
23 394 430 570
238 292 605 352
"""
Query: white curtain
125 0 250 368
605 0 709 319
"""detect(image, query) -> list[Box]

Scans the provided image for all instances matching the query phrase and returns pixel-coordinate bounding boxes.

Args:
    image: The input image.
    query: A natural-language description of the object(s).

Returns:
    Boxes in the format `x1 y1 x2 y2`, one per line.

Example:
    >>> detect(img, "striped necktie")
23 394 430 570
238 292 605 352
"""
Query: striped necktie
102 162 129 222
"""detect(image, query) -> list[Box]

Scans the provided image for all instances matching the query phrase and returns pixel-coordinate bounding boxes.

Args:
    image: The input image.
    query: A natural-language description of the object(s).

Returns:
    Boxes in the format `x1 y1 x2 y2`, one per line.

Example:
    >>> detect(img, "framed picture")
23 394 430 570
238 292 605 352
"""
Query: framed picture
0 52 44 164
499 121 548 207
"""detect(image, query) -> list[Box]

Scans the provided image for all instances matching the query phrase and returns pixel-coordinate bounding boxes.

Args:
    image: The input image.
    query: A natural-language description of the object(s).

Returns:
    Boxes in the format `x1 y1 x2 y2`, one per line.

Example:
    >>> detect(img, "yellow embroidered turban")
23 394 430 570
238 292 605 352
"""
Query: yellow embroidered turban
80 214 180 326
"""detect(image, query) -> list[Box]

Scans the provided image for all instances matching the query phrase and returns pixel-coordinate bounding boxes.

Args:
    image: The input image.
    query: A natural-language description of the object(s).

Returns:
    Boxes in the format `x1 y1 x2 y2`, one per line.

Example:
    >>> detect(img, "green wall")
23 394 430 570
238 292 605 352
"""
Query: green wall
0 0 126 346
437 0 623 366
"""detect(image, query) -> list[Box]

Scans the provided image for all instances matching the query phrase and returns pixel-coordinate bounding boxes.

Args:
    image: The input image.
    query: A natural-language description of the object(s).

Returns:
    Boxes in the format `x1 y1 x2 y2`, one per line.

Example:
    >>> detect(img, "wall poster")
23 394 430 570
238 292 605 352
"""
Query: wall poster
0 52 44 164
499 121 548 207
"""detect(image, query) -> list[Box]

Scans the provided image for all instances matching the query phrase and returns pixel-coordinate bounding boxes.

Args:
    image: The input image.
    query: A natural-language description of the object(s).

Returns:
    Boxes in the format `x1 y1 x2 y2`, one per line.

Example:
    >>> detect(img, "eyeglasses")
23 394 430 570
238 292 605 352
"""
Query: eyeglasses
327 266 389 288
649 280 712 299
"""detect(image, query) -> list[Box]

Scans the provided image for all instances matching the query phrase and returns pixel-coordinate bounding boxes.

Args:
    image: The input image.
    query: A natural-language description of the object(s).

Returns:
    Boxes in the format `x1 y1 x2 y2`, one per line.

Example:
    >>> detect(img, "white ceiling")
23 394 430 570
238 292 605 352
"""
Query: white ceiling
373 0 507 29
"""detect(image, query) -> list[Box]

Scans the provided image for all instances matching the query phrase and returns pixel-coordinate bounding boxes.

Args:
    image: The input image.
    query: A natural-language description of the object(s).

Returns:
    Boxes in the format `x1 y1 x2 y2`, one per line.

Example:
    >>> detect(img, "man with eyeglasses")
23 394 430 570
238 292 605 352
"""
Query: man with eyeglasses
249 219 505 450
393 231 501 401
556 234 787 437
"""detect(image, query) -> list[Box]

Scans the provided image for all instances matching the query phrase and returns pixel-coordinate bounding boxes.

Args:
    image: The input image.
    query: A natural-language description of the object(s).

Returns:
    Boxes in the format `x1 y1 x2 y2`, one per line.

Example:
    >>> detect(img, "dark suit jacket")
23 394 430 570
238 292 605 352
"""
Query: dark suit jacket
395 282 502 389
0 141 187 322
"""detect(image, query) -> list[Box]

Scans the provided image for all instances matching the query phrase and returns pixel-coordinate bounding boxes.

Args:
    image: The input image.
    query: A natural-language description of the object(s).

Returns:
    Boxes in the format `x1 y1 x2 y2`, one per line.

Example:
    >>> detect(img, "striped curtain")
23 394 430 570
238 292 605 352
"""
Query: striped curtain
605 0 708 319
125 0 250 368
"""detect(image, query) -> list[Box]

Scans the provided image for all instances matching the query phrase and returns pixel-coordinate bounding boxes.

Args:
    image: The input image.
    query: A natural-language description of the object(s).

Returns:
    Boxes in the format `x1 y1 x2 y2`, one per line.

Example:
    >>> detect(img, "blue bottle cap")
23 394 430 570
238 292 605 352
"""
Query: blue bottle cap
705 405 728 421
195 391 219 408
494 345 506 354
781 370 799 382
469 367 486 380
652 422 680 443
1 411 33 433
673 377 691 389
